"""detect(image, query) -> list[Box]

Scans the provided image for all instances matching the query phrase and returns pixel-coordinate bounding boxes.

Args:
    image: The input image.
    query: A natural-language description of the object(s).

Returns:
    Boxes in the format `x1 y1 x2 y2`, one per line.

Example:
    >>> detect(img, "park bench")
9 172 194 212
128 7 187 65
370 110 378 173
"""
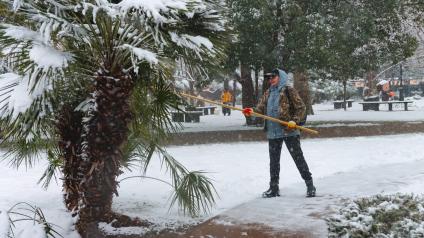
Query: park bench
358 101 413 111
171 111 203 123
333 100 354 109
196 106 217 115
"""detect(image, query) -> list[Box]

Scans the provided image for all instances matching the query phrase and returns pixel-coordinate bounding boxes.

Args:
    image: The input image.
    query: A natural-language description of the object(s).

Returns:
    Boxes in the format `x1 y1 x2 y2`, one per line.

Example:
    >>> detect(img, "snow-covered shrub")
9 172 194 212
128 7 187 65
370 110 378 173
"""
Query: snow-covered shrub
327 194 424 238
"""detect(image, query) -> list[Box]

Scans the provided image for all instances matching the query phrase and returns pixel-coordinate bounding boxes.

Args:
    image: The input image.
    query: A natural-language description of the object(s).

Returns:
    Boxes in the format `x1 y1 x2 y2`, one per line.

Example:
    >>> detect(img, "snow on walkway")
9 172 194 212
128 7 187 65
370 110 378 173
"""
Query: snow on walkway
215 159 424 237
1 134 424 236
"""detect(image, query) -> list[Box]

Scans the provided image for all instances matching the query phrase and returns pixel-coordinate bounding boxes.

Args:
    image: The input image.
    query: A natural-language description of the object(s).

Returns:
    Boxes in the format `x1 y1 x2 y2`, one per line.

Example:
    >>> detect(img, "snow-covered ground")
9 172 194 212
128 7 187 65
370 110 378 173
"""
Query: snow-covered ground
1 134 424 236
310 98 424 122
179 99 424 132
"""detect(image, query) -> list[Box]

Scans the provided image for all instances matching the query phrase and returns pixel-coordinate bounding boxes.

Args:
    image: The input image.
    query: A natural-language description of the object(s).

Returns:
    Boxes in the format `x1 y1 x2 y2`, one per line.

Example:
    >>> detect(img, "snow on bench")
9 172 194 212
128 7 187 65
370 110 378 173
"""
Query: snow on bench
358 101 413 111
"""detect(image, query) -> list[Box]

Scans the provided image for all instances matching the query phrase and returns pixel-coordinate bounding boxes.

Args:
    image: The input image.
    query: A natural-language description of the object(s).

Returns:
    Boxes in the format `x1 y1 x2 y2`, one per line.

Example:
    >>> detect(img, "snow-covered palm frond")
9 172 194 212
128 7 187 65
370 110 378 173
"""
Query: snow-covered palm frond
1 0 227 216
0 20 75 136
0 0 226 160
2 0 225 85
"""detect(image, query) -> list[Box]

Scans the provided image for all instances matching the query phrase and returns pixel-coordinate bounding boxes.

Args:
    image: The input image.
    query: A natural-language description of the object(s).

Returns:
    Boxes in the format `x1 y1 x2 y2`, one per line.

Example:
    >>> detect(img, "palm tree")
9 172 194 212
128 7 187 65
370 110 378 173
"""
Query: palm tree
0 0 226 235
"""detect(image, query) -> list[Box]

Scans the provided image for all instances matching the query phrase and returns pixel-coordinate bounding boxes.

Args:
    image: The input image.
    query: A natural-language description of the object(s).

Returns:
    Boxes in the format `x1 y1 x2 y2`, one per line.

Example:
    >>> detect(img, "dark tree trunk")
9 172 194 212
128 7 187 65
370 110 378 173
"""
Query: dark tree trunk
294 71 314 115
77 67 134 235
366 71 377 95
275 2 284 68
57 104 84 213
262 65 272 93
343 80 347 111
224 78 229 90
189 80 196 105
239 63 255 125
232 79 237 107
254 69 259 104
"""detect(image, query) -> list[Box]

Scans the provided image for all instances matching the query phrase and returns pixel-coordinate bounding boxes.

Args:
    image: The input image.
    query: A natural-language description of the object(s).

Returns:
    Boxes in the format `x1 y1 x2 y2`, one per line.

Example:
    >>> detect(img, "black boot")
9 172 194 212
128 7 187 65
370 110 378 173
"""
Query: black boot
305 179 316 197
262 184 280 198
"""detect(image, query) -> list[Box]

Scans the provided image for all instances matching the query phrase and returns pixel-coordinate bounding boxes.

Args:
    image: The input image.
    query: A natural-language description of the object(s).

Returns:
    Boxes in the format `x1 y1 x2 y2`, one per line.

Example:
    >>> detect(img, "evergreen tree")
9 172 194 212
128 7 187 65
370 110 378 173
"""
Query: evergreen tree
225 0 275 124
0 0 226 235
321 0 420 108
269 1 337 115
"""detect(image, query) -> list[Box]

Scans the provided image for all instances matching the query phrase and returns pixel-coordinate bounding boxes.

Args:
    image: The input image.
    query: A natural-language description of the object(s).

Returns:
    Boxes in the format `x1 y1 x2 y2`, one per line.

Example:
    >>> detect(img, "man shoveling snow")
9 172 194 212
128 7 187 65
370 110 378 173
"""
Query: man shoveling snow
243 69 316 198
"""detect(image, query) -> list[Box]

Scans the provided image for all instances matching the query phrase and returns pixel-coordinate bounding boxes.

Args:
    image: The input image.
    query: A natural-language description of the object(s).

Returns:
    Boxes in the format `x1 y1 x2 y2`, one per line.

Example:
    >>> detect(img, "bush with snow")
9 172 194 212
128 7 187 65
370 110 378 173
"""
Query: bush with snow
327 194 424 237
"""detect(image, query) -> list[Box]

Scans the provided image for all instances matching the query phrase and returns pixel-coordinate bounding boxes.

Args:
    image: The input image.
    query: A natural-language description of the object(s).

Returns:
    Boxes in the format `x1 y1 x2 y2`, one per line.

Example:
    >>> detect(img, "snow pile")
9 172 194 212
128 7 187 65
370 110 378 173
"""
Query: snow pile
174 78 191 90
1 24 72 69
0 23 70 119
327 194 424 237
170 32 215 57
15 223 47 238
0 73 52 119
2 24 43 42
98 222 148 236
1 202 69 238
121 44 158 65
117 0 187 22
29 45 73 69
0 210 10 238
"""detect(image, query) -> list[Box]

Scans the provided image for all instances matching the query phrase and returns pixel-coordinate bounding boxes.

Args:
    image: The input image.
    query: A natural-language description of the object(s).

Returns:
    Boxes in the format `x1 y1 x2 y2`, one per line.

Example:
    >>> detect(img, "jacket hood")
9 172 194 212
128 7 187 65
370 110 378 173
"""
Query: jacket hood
278 69 288 89
270 69 288 91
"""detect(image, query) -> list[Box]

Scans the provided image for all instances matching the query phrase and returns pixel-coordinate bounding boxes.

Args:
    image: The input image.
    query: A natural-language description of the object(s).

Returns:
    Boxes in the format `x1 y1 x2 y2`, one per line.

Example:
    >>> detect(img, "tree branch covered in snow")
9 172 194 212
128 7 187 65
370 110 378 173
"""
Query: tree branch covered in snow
0 0 226 121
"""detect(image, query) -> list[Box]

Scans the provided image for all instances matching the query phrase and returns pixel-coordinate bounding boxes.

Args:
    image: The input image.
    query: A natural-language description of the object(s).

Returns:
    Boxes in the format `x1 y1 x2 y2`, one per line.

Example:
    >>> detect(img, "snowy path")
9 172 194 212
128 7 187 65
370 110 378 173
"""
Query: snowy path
0 134 424 237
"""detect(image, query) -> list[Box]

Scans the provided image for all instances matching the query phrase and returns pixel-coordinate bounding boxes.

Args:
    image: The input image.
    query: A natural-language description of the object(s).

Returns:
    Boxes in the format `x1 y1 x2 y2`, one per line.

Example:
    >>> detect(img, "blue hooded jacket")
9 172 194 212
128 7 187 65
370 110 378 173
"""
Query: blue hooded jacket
266 69 300 139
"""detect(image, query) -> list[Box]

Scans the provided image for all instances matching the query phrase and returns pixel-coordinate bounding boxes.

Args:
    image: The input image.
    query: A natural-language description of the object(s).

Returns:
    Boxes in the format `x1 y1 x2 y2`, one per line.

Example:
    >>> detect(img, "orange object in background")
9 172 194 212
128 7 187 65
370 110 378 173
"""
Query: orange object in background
389 91 395 97
221 90 233 103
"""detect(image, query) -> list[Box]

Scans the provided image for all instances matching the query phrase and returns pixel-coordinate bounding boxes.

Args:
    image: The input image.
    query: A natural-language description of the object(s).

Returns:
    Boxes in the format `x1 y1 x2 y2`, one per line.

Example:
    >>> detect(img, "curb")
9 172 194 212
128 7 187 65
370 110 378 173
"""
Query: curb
168 122 424 146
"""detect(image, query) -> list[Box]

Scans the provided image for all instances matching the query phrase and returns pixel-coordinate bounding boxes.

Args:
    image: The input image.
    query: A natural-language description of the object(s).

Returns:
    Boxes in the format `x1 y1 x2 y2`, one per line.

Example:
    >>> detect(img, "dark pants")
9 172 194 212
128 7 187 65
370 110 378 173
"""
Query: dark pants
269 136 312 186
222 104 231 116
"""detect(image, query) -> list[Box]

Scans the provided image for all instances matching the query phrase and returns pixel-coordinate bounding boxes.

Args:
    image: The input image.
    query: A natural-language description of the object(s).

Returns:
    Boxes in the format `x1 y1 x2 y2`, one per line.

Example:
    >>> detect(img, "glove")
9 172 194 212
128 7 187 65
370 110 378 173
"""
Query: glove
242 108 253 117
287 121 297 129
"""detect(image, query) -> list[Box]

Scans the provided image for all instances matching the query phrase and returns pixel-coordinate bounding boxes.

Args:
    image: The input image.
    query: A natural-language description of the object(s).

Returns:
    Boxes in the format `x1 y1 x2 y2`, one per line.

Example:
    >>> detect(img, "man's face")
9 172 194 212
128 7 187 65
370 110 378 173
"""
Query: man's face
269 75 280 86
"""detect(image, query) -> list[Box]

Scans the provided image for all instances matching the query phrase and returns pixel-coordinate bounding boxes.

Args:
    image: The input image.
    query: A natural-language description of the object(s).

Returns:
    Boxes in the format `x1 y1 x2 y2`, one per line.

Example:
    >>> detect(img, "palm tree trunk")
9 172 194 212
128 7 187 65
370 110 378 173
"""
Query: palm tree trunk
57 104 84 213
77 68 134 234
293 70 314 115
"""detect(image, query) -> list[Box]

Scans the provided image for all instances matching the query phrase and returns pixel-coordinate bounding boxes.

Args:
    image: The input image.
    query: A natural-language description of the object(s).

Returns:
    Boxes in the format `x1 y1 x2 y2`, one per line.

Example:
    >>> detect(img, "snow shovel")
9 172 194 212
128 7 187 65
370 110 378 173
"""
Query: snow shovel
179 92 319 135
